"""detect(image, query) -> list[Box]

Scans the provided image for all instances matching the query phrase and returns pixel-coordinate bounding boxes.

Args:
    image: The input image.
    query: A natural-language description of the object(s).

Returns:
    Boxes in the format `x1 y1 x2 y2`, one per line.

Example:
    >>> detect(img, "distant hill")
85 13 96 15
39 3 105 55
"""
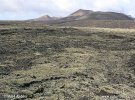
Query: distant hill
31 15 60 21
66 9 133 21
59 9 93 22
31 9 134 23
78 11 133 20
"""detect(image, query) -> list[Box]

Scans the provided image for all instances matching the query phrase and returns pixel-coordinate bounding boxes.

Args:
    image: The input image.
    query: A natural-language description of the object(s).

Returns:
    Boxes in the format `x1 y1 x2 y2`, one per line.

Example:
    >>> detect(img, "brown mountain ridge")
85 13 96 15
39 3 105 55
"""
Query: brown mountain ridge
31 9 134 23
32 15 60 21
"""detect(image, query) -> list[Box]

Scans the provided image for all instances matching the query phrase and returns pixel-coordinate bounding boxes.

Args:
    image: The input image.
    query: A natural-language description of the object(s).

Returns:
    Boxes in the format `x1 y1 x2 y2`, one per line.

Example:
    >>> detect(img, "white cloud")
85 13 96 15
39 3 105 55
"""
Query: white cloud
0 0 134 20
93 0 118 11
52 0 71 10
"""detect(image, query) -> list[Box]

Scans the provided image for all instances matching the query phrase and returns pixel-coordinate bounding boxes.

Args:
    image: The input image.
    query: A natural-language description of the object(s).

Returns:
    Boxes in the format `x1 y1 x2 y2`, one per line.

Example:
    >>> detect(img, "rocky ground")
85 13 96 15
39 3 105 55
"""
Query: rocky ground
0 24 135 100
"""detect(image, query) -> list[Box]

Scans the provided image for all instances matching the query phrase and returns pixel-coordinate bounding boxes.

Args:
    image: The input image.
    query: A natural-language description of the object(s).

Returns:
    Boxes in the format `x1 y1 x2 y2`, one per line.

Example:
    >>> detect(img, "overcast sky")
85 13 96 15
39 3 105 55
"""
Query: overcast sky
0 0 134 20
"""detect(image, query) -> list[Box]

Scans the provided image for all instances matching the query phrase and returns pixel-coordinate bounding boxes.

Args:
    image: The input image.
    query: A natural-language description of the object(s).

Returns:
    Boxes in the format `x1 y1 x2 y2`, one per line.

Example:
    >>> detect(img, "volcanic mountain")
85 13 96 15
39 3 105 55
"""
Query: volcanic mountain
78 11 133 20
32 9 133 22
67 9 133 20
32 15 60 21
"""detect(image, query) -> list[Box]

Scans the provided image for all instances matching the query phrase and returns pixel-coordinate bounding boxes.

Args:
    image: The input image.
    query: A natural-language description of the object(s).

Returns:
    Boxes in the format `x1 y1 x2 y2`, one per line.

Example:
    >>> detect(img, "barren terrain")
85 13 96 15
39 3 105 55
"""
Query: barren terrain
0 22 135 100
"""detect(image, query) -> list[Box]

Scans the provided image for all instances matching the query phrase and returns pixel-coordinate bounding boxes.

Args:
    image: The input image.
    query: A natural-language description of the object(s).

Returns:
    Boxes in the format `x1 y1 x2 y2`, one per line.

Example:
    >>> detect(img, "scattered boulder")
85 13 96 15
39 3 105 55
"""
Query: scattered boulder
34 87 44 94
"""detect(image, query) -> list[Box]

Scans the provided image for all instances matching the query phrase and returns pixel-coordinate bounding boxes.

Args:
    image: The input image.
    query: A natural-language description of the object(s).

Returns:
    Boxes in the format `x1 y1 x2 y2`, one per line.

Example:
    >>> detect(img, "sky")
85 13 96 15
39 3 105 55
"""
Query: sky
0 0 134 20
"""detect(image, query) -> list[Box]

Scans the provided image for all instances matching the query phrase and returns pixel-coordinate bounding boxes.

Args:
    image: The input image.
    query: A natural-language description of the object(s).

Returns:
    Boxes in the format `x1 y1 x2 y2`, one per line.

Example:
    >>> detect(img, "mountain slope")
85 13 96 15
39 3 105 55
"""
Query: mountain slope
78 12 133 20
31 9 134 22
67 10 133 20
32 15 60 21
69 9 93 17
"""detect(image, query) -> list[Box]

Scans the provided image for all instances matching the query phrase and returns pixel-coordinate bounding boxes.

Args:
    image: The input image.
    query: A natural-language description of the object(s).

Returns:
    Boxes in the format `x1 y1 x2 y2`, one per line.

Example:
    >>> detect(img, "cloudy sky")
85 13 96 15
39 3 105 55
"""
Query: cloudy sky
0 0 134 20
